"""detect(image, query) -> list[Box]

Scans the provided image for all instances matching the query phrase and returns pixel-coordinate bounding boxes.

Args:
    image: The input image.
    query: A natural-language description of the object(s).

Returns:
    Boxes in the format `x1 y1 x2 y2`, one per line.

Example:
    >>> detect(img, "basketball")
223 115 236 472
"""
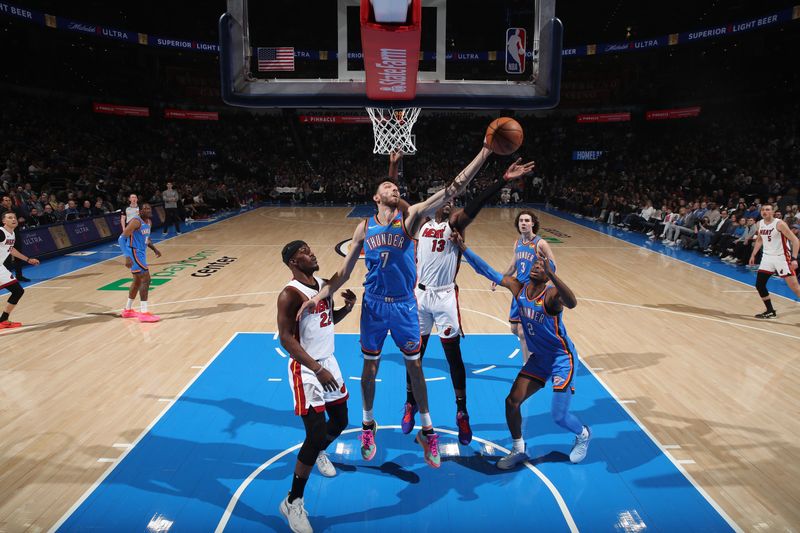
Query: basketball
486 117 524 155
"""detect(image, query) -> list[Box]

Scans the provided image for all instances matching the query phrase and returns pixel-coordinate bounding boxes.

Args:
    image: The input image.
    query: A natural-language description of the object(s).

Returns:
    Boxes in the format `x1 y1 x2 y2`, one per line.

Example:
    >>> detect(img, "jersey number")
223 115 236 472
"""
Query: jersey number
767 234 771 242
526 322 536 337
431 239 446 252
379 251 390 268
319 312 332 328
519 262 527 274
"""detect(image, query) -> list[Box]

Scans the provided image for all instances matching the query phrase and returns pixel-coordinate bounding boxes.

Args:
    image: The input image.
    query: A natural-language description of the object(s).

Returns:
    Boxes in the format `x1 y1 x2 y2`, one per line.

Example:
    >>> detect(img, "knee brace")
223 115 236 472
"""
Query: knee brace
325 401 349 438
298 410 327 466
756 271 771 298
7 283 24 305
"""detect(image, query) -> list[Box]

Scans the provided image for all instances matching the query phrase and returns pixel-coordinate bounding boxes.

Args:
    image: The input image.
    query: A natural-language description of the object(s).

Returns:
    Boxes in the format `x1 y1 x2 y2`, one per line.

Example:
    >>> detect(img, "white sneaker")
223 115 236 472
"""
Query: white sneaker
315 450 336 477
280 495 313 533
496 448 528 470
570 426 591 464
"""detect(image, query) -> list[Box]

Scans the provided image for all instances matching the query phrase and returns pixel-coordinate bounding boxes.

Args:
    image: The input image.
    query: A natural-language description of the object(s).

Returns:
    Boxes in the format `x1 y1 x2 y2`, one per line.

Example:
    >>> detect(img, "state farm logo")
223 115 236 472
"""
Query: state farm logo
335 239 366 259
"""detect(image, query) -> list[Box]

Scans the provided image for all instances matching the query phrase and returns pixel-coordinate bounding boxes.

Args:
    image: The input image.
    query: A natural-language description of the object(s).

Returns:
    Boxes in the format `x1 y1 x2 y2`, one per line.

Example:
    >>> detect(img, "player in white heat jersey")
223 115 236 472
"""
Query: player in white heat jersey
277 240 356 533
0 212 40 329
395 154 536 445
749 204 800 318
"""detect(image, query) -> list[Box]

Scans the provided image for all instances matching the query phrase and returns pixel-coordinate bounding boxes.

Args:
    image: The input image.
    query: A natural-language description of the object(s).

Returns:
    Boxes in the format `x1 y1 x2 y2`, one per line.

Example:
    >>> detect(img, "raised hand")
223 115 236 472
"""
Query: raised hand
340 289 357 309
503 158 536 181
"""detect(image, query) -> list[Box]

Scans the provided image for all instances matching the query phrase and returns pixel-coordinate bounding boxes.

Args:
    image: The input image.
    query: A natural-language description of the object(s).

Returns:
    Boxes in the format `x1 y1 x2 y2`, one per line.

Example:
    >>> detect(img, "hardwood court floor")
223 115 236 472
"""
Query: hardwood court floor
1 206 798 531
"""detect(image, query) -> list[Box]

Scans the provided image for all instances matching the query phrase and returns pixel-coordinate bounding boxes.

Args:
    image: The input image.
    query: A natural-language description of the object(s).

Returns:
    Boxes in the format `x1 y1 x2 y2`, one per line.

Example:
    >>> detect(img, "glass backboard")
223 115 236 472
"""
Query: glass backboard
220 0 562 109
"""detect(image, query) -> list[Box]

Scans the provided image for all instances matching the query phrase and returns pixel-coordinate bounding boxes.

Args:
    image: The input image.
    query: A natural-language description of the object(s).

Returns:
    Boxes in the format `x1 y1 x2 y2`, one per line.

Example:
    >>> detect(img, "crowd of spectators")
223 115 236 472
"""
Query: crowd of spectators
2 91 798 276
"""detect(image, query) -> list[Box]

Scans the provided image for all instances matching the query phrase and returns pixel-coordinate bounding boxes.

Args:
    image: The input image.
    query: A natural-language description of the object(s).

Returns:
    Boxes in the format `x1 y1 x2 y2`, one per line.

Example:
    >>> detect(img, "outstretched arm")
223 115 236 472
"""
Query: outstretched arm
388 151 402 180
296 221 366 319
450 158 536 232
450 230 522 297
405 145 493 234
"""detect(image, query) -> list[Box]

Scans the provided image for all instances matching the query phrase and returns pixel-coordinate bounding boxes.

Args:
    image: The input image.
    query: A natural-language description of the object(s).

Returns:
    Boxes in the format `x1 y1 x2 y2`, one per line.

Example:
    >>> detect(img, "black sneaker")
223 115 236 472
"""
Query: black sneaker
754 310 777 319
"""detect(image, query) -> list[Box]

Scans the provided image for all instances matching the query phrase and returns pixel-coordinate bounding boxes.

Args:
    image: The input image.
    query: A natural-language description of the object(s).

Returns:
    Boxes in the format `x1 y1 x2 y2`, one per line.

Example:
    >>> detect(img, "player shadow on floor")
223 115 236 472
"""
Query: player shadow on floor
645 302 800 324
155 302 265 320
48 271 106 281
583 352 668 375
80 430 290 531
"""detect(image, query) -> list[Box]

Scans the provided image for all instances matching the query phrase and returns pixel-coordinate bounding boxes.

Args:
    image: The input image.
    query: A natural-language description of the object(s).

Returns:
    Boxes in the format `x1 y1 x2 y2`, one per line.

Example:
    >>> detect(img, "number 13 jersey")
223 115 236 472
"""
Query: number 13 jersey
417 219 459 288
287 276 335 360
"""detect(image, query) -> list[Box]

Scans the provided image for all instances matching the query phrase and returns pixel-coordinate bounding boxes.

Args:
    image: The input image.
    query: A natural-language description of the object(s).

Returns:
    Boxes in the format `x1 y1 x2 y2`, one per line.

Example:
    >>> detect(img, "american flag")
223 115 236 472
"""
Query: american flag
257 47 295 71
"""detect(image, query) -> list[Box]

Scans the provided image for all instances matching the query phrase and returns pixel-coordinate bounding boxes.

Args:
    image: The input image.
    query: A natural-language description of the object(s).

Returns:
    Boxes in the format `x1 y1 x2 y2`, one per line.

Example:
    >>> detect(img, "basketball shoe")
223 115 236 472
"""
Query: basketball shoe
360 421 377 461
120 309 138 318
0 320 22 329
754 310 777 319
415 430 441 468
315 451 336 477
497 446 528 470
137 312 161 323
401 402 418 434
279 495 313 533
569 426 591 464
456 411 472 445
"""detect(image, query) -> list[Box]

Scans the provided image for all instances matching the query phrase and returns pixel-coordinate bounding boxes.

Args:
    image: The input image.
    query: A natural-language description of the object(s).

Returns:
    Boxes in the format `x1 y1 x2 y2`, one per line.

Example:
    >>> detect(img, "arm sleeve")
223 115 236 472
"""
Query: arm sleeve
462 246 504 285
463 179 507 220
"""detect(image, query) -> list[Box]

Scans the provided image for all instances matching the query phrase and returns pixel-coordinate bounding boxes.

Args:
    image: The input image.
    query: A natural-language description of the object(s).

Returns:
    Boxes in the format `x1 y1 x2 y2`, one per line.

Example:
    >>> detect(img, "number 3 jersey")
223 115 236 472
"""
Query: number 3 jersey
287 276 335 360
417 219 459 288
363 212 416 298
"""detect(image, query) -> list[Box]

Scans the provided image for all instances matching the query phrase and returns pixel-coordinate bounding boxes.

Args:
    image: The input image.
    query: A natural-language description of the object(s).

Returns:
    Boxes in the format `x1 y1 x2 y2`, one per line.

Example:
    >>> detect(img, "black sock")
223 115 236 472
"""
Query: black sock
456 396 467 413
0 312 8 322
422 427 435 436
764 299 774 312
288 474 309 503
362 420 376 431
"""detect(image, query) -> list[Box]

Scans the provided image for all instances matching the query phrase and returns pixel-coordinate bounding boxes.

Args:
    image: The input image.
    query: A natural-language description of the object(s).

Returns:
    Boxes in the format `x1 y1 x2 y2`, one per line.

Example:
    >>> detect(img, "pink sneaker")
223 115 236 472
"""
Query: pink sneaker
360 422 377 461
121 309 138 318
416 430 441 468
137 312 161 323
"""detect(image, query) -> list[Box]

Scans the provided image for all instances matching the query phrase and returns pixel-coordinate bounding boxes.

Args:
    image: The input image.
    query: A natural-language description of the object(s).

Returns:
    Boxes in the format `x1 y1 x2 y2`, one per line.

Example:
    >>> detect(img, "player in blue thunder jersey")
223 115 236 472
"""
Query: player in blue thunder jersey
117 203 162 323
299 138 495 469
496 210 555 365
452 230 591 469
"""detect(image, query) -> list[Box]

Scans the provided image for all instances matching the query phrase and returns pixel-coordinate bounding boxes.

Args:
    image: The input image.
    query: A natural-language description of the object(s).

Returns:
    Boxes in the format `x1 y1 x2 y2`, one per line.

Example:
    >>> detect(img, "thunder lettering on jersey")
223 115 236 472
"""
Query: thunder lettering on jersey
363 212 416 298
417 219 459 287
127 216 150 251
287 276 335 360
0 227 15 264
517 283 577 358
757 219 789 257
515 235 541 282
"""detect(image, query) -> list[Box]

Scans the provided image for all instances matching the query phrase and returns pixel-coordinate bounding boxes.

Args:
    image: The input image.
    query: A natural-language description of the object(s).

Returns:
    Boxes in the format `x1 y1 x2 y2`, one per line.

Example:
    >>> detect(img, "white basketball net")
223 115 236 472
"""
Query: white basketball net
366 107 421 155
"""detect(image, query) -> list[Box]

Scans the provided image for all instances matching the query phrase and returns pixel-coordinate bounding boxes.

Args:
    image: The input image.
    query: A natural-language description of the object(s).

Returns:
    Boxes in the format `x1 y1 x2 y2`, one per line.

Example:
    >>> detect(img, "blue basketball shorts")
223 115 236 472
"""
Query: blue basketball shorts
519 350 576 392
360 293 422 360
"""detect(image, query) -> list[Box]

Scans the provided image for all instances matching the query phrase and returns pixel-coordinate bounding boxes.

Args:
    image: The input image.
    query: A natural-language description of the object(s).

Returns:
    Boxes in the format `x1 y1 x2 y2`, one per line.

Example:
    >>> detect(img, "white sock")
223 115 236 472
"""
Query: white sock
362 409 374 424
512 438 525 453
579 426 589 439
419 412 432 428
140 301 148 313
125 298 135 310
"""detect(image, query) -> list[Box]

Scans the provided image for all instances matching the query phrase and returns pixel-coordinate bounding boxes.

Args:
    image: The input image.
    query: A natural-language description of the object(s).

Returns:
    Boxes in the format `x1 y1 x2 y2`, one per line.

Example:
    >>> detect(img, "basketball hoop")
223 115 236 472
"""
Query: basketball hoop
366 107 421 155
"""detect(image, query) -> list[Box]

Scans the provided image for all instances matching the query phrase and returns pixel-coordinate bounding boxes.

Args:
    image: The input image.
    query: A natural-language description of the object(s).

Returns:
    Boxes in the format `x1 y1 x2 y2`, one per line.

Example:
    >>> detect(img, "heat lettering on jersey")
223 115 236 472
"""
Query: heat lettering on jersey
421 227 446 239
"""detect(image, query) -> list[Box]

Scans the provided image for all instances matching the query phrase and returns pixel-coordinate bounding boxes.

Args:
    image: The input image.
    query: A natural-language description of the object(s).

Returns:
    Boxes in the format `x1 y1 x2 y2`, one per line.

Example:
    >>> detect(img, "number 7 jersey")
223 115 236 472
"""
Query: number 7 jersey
363 212 417 298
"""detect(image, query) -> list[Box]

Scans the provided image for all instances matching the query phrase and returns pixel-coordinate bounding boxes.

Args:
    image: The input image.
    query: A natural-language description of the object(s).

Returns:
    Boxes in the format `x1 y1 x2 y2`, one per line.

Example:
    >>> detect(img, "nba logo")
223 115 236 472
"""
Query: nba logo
505 28 526 74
